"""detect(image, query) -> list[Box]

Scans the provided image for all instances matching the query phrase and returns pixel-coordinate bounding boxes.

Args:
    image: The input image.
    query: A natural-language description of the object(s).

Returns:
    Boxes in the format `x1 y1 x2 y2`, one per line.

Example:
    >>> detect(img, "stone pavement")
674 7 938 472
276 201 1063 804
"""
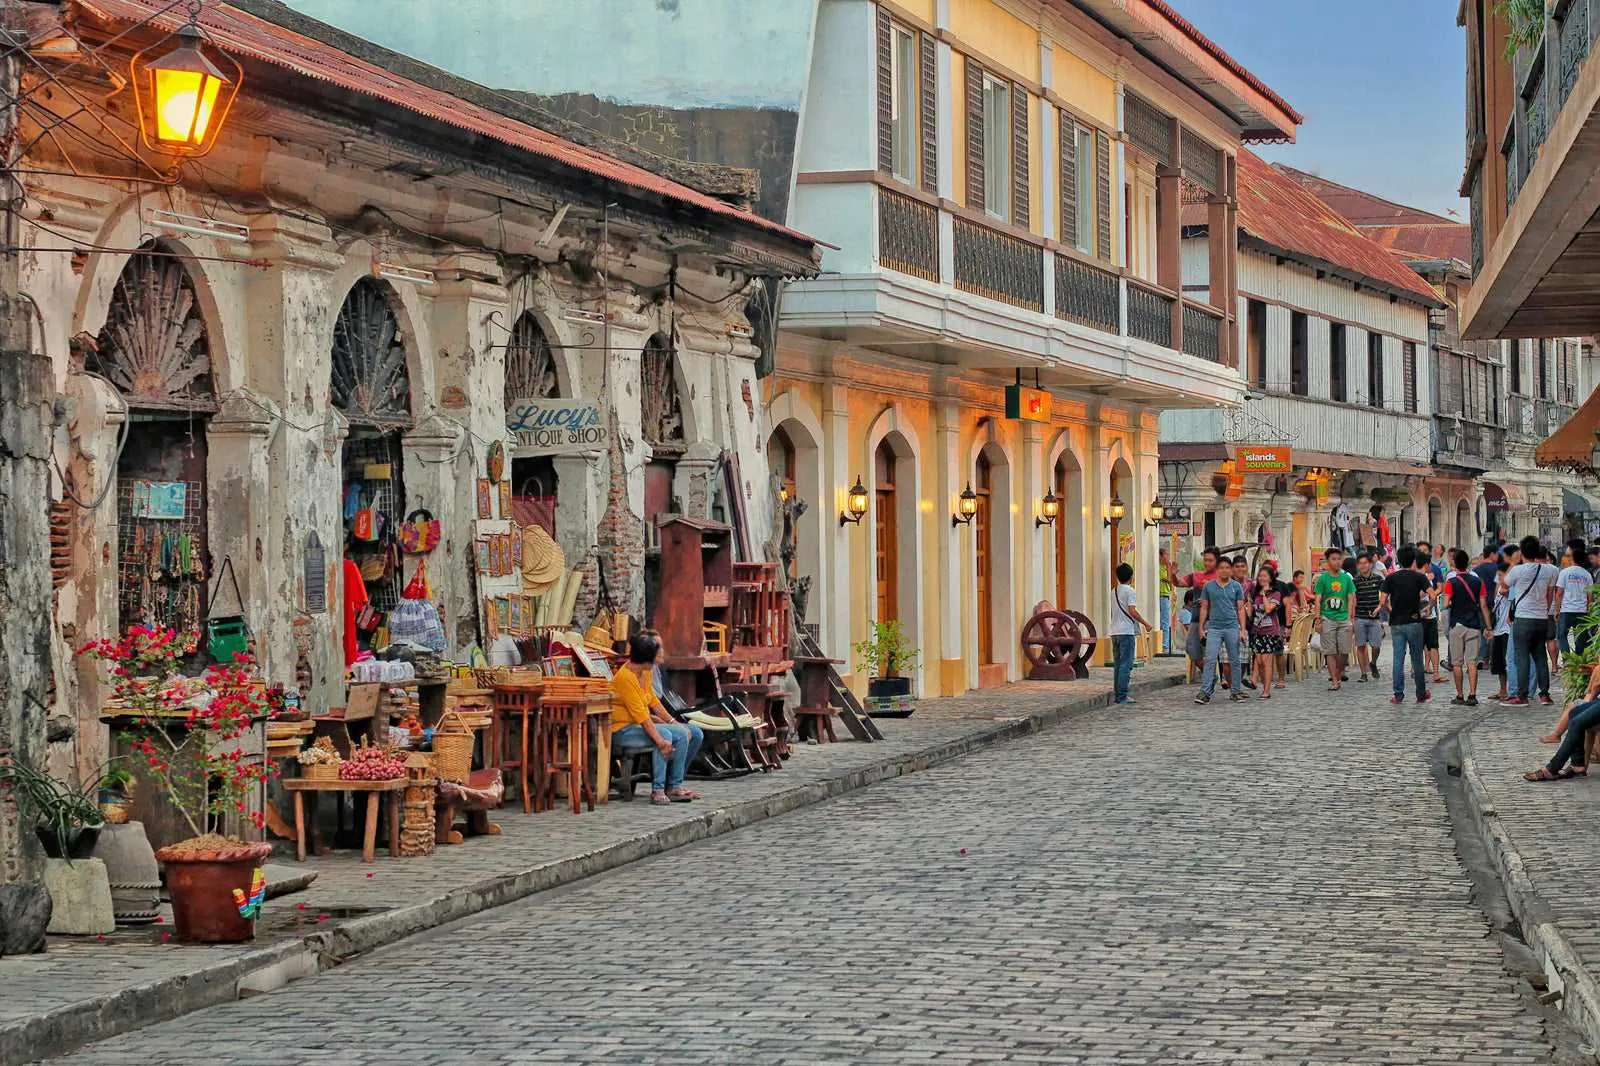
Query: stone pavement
1 661 1184 1063
1461 698 1600 1047
43 667 1567 1065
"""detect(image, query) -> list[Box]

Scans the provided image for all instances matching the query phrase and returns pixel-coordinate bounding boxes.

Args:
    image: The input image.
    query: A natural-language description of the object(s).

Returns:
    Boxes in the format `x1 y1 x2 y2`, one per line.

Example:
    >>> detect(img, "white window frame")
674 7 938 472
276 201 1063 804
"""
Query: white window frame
889 25 918 185
1074 125 1095 254
982 73 1011 221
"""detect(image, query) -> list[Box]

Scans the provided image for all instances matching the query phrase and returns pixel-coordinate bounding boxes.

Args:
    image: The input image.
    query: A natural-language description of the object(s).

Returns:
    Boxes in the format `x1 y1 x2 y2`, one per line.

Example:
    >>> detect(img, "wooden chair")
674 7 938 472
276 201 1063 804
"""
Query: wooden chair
489 684 539 814
1286 613 1318 682
533 696 592 814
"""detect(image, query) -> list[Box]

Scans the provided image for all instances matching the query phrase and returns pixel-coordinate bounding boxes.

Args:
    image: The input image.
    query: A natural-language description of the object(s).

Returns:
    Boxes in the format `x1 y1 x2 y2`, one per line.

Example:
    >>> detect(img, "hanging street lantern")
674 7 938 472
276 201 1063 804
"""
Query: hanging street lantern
131 11 242 158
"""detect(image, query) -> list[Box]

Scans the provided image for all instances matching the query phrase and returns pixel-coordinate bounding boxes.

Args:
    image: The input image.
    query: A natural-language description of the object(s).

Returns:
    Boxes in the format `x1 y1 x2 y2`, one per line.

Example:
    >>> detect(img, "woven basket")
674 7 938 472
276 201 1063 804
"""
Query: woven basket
301 761 341 783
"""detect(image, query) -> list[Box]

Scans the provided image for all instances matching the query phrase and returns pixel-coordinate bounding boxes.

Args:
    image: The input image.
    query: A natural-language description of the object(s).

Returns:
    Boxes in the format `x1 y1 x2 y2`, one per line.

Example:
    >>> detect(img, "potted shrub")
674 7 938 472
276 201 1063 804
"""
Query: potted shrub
79 626 277 944
0 758 115 935
97 766 135 825
853 619 920 701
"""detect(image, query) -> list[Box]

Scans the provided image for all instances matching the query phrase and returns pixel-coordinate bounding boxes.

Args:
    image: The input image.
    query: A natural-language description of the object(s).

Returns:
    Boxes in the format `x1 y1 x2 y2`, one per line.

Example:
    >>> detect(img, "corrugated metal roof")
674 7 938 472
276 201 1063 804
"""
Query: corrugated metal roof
1233 150 1439 304
1274 166 1471 266
74 0 818 251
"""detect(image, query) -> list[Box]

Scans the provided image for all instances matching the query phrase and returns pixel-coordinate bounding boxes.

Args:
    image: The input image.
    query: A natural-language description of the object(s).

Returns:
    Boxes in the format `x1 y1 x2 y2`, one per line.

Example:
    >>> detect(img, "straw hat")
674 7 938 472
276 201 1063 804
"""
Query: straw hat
522 524 565 591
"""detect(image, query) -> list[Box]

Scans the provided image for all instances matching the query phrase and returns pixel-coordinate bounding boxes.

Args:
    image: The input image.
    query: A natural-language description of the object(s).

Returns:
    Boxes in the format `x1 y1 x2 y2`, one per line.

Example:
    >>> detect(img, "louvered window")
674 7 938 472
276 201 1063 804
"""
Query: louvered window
982 73 1012 220
877 11 937 192
1073 125 1095 253
1403 341 1418 413
890 26 918 183
1060 115 1111 261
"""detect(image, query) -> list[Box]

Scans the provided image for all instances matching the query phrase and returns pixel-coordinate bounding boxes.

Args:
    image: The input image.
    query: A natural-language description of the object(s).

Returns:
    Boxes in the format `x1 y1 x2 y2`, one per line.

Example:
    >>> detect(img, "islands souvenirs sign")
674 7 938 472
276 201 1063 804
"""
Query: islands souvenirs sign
1234 445 1292 474
505 398 606 455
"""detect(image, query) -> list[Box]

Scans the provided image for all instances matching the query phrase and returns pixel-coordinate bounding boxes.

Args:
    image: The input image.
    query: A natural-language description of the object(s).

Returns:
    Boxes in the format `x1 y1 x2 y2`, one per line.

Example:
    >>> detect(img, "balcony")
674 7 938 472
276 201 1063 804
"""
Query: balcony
1465 0 1600 338
1508 393 1577 440
1433 415 1506 471
781 181 1239 408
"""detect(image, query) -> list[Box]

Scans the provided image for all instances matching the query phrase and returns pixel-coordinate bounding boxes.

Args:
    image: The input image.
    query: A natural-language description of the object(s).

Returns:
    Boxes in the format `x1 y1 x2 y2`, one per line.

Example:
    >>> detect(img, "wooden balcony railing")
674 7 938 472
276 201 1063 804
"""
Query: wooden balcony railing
877 187 939 282
1127 280 1174 349
952 216 1043 312
1053 254 1119 334
1181 302 1224 363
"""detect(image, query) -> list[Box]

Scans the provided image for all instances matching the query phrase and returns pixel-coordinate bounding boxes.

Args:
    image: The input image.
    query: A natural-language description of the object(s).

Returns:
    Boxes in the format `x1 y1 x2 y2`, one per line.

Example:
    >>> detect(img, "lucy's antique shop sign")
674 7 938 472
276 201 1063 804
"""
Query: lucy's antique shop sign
506 398 606 454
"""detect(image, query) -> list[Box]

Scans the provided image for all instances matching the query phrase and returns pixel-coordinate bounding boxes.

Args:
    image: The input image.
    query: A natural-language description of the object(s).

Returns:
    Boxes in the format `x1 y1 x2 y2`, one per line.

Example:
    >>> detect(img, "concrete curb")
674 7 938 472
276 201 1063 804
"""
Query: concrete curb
7 670 1181 1063
1457 727 1600 1047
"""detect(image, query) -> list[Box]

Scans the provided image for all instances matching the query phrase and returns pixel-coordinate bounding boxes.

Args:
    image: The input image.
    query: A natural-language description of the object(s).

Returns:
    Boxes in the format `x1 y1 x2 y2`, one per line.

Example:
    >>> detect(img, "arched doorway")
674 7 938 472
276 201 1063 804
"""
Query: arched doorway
972 439 1013 682
765 413 824 630
640 332 685 526
1457 499 1473 553
874 439 900 624
92 242 217 635
1053 449 1084 610
505 311 560 536
1427 496 1444 547
331 277 413 657
1109 459 1133 580
975 452 994 664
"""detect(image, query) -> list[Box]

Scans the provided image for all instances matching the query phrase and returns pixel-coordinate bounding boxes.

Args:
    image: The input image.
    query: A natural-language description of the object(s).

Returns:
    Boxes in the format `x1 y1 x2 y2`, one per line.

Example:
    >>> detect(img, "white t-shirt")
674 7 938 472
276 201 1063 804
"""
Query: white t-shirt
1559 564 1594 613
1506 562 1560 620
1109 584 1140 636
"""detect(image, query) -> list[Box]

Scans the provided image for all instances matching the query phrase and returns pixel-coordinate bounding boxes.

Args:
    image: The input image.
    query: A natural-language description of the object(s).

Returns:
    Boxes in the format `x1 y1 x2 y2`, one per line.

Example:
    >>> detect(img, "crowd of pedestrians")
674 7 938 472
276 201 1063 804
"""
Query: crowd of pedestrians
1143 533 1598 719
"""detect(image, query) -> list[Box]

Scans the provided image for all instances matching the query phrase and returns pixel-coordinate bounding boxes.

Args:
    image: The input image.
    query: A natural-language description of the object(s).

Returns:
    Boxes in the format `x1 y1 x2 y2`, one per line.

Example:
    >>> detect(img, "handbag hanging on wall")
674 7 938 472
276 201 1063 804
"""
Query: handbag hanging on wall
206 556 250 664
398 509 441 554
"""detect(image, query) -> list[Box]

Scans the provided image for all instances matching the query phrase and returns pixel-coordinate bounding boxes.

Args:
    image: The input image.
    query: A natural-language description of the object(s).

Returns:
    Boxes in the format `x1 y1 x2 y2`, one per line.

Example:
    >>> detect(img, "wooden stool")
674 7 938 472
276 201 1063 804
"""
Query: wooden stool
490 684 541 813
435 769 504 845
796 705 839 744
534 699 591 814
610 741 655 799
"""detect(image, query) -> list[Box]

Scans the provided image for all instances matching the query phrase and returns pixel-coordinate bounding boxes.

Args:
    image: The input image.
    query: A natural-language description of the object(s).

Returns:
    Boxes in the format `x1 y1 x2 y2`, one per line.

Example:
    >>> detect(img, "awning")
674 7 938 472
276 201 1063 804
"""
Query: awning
1536 388 1600 473
1157 442 1430 477
1484 482 1529 513
1564 488 1600 515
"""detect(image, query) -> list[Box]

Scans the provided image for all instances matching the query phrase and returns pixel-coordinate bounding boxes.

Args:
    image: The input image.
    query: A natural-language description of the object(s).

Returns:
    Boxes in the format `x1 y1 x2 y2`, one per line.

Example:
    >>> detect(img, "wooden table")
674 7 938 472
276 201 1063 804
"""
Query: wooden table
283 777 406 863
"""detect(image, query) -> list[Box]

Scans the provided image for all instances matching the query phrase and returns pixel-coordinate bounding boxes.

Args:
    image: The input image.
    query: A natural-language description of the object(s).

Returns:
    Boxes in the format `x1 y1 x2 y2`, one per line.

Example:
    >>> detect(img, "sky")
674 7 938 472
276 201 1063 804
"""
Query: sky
1168 0 1468 219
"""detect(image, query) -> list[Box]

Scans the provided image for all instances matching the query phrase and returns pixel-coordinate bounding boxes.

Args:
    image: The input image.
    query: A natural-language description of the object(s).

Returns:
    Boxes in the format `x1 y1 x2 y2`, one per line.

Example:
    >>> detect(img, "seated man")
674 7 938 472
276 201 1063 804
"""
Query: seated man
610 632 702 804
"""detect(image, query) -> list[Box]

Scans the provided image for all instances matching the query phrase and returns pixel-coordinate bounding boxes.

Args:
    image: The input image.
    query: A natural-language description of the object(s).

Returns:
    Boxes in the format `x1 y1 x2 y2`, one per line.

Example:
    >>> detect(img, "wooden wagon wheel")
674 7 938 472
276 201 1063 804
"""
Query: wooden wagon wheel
1019 610 1096 680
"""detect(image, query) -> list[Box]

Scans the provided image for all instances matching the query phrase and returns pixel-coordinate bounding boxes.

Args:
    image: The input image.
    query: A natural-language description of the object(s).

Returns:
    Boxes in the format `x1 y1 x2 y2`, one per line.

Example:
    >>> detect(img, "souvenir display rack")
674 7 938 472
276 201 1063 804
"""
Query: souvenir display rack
115 478 207 633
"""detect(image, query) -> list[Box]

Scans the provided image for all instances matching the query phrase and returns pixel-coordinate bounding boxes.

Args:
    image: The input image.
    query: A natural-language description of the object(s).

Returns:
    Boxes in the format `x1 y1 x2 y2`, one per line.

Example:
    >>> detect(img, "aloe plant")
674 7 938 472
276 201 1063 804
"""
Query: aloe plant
0 758 105 858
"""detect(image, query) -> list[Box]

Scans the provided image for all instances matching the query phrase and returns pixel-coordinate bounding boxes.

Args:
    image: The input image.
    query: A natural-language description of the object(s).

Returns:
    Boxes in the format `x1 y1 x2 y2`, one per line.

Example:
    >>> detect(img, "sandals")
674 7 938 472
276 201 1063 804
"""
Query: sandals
666 788 701 802
650 791 672 805
1523 767 1584 782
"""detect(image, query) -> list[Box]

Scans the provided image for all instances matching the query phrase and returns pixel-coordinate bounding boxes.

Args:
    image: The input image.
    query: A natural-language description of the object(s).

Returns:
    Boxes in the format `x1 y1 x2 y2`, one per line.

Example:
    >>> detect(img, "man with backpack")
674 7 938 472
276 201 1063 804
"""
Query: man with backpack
1441 548 1491 706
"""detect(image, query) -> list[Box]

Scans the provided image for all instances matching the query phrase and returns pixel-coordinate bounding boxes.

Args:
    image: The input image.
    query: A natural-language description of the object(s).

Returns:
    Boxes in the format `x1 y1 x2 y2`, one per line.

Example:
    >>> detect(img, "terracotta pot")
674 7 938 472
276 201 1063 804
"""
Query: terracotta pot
155 841 271 944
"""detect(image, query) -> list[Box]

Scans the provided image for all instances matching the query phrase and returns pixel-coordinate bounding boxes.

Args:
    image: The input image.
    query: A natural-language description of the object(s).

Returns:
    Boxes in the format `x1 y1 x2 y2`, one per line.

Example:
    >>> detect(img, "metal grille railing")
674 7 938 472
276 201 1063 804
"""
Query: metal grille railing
1181 303 1221 363
1471 173 1484 274
1180 127 1218 195
1527 67 1550 156
1053 254 1119 334
1562 0 1590 107
878 187 940 282
1124 91 1172 165
952 216 1043 312
1505 137 1522 211
1127 281 1174 349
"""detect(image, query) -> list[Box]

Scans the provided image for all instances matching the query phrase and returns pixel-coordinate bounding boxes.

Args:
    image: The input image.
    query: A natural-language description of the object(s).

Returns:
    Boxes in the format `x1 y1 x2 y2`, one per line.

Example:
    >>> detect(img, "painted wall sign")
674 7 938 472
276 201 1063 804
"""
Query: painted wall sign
131 480 187 520
505 398 606 453
1234 445 1292 474
1004 384 1052 423
303 530 327 614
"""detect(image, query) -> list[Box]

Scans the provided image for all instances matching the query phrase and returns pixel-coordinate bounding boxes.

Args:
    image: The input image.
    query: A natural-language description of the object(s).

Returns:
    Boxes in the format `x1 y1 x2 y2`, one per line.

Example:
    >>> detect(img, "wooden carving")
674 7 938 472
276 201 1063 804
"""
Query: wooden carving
92 247 215 410
504 311 558 402
640 333 684 449
331 278 411 427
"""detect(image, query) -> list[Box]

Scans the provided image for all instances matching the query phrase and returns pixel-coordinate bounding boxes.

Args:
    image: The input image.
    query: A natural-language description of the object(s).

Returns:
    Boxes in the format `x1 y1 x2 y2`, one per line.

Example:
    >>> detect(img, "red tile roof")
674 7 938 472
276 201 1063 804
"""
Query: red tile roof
74 0 818 251
1232 150 1439 304
1274 166 1471 266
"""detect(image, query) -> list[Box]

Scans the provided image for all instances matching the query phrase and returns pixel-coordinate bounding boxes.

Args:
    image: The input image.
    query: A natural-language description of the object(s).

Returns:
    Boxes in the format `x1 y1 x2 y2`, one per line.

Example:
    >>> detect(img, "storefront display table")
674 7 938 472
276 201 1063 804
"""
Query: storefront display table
283 777 405 863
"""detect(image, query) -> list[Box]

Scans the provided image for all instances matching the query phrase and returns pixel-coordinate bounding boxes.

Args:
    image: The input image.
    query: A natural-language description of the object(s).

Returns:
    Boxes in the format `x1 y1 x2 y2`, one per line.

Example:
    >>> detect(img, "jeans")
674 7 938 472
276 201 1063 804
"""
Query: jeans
1112 634 1135 702
1558 611 1589 657
1390 622 1427 699
1512 616 1551 699
1549 699 1600 772
613 722 696 791
1159 599 1172 655
1200 627 1241 697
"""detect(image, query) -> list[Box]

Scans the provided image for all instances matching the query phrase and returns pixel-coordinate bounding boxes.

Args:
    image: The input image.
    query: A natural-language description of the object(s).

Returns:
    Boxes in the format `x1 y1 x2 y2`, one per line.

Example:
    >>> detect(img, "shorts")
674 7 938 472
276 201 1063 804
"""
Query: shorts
1250 633 1285 655
1355 619 1384 648
1491 633 1508 676
1320 619 1353 656
1422 618 1439 650
1447 624 1482 665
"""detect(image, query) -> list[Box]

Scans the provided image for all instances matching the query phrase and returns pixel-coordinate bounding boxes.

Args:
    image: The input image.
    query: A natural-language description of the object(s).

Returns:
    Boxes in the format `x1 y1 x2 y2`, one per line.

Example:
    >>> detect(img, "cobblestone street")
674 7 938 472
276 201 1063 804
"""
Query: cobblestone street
45 676 1566 1065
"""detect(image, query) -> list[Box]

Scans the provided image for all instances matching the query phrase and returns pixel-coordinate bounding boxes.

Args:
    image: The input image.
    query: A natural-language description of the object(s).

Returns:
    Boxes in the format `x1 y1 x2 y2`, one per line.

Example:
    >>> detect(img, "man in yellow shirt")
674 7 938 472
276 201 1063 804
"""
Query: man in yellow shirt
609 632 700 805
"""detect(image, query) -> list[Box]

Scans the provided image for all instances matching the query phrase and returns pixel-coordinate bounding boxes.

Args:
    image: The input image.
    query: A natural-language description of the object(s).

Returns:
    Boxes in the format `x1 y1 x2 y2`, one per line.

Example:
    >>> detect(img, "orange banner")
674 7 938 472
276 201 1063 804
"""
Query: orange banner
1234 445 1293 473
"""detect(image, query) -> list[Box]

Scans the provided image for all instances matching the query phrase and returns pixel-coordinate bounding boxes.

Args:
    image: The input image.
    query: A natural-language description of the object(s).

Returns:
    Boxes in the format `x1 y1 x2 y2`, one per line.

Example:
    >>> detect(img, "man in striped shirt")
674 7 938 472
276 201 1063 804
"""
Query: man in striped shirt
1352 552 1384 683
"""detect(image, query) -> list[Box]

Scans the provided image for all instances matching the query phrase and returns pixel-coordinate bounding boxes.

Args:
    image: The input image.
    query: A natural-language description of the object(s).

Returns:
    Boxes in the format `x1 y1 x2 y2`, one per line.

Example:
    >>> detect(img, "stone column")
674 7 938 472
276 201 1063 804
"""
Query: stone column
934 396 964 695
206 388 279 670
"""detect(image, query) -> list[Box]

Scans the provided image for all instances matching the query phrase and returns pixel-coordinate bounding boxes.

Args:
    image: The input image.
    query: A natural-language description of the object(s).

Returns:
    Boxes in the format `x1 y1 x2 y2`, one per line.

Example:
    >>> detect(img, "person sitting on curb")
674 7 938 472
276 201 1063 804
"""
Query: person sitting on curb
609 631 702 805
1525 659 1600 781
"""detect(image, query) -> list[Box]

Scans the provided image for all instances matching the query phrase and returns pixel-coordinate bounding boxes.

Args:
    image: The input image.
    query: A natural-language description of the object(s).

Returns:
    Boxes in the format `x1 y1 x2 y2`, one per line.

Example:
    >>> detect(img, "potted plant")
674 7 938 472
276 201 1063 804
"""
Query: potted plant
97 766 135 825
79 626 277 944
0 758 116 935
853 619 920 702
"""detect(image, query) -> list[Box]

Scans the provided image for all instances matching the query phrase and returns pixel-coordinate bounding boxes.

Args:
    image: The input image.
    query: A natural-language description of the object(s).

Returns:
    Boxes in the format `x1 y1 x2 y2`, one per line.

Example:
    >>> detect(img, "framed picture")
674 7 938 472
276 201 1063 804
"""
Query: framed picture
549 654 576 678
508 595 523 632
498 480 512 519
494 597 511 631
476 478 493 519
475 538 491 573
510 524 524 569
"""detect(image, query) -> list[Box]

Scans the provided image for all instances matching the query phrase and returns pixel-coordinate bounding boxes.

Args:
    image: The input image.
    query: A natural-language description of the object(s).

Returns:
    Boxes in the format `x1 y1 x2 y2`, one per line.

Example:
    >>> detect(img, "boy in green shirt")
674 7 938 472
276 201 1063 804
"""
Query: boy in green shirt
1313 548 1354 690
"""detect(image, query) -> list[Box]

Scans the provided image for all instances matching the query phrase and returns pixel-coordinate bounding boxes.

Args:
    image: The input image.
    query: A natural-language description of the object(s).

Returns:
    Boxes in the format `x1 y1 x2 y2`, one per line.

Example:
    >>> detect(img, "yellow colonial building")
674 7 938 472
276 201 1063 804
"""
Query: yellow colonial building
771 0 1299 694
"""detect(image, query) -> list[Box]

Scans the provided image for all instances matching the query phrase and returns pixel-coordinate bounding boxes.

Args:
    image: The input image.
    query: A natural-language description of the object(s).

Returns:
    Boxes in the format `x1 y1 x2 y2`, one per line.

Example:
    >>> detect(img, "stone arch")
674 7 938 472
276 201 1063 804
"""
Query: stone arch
1110 454 1135 575
764 391 826 636
965 422 1014 684
640 330 697 447
1045 428 1087 611
507 273 583 399
1427 495 1445 548
864 404 926 690
1456 498 1474 553
323 239 434 411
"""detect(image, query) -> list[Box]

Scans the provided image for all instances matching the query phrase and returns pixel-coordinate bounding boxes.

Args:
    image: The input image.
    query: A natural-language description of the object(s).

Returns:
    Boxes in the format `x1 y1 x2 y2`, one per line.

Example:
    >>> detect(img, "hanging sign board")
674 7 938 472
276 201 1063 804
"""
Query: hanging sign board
1158 519 1191 536
506 398 606 454
1233 445 1292 474
131 481 187 520
1004 384 1053 423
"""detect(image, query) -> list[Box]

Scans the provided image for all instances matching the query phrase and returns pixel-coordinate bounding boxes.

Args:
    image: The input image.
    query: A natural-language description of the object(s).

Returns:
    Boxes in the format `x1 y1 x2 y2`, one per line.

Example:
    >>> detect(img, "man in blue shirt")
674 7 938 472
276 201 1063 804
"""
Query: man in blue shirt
1195 557 1248 705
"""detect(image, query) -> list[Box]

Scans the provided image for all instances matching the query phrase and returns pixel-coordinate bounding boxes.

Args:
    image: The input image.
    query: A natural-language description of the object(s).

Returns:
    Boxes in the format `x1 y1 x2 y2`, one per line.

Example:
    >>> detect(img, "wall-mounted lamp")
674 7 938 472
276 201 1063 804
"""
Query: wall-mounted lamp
778 481 793 505
1103 494 1126 528
839 476 869 527
952 483 979 528
1036 487 1060 528
1144 500 1167 528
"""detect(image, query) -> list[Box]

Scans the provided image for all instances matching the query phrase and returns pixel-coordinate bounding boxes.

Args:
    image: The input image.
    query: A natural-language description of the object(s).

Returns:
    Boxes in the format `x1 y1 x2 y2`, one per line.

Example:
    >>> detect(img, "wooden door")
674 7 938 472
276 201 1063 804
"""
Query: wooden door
976 454 994 664
874 441 898 623
1054 461 1068 610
